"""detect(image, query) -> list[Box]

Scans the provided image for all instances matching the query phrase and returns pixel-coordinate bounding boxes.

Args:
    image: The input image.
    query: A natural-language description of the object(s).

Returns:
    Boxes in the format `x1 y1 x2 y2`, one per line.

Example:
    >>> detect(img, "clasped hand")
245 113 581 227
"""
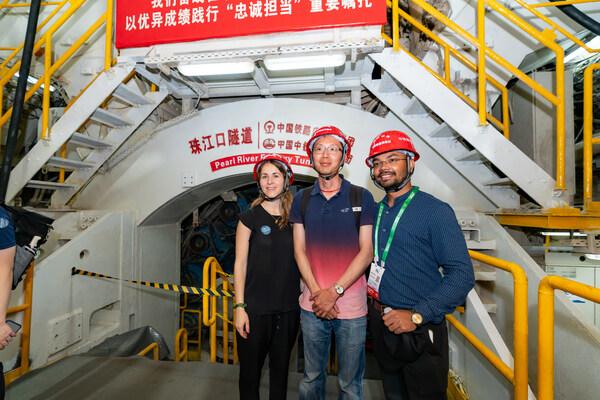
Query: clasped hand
310 287 339 320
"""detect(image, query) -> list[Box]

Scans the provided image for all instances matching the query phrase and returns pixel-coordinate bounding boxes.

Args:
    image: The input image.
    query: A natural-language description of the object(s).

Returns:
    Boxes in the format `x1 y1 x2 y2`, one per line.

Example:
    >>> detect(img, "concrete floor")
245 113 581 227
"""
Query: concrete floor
7 356 386 400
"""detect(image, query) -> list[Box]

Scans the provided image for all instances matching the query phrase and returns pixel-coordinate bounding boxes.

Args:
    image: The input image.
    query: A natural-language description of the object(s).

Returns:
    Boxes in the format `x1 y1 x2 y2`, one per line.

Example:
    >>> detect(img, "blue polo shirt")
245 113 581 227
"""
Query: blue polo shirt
375 189 474 324
0 207 15 250
290 177 375 319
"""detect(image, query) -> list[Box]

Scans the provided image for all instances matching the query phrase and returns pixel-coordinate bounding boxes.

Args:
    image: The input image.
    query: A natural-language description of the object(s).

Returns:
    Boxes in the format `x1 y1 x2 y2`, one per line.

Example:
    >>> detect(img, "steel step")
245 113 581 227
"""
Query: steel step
429 123 456 139
46 157 95 170
69 133 113 149
26 180 77 190
113 84 152 106
90 108 133 128
456 150 484 162
483 177 514 187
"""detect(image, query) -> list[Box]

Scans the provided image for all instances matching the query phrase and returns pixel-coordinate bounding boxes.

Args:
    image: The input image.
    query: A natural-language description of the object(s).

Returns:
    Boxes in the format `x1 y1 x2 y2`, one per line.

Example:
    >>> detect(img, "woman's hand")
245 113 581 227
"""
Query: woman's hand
235 308 250 339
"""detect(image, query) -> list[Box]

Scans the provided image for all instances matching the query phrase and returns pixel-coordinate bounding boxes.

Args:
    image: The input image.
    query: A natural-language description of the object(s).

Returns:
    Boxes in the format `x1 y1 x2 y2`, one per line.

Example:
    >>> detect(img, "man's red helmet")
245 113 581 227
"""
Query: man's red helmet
365 130 420 167
253 154 294 184
306 126 352 163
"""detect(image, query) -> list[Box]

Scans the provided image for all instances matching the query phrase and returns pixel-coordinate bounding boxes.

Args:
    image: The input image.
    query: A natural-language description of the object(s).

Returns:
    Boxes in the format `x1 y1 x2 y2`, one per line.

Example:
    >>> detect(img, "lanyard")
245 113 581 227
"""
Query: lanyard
374 187 419 267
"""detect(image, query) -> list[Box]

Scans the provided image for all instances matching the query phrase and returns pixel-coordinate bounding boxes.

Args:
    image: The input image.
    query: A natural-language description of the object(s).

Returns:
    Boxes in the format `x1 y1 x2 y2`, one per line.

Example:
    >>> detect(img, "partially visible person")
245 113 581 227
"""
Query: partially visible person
364 130 474 400
234 154 300 400
291 126 375 400
0 207 16 400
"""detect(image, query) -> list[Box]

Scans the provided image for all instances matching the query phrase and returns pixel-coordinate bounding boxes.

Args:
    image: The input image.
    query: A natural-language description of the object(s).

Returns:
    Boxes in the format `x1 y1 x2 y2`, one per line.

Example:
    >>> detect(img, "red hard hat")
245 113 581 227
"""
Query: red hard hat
253 154 295 184
365 130 420 167
306 126 352 163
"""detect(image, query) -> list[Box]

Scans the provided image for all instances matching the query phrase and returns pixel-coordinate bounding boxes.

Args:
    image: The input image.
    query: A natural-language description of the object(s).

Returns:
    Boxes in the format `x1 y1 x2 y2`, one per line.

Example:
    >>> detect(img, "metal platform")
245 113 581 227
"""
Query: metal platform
7 356 385 400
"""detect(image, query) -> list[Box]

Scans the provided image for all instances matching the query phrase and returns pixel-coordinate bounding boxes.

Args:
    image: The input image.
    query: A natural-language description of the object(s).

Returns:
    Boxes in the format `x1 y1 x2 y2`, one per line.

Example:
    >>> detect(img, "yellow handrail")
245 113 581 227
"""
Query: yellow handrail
582 63 600 210
3 263 34 385
138 342 159 360
384 0 510 136
531 0 600 7
175 328 188 362
0 0 114 140
449 251 529 400
180 309 201 360
537 276 600 400
388 0 570 189
202 257 237 364
0 1 60 8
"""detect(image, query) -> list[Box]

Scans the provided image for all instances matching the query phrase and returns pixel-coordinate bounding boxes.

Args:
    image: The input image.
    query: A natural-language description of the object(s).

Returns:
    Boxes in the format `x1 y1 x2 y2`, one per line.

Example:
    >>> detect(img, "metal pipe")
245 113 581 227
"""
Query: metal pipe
0 0 42 203
104 0 113 70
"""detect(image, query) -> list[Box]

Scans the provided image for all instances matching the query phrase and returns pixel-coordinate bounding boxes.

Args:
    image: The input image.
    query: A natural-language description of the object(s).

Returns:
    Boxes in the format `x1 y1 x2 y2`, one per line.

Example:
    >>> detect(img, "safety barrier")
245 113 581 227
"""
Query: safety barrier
537 275 600 400
175 328 188 362
385 0 599 192
202 257 238 364
446 251 528 400
0 0 114 140
3 263 34 385
138 342 159 361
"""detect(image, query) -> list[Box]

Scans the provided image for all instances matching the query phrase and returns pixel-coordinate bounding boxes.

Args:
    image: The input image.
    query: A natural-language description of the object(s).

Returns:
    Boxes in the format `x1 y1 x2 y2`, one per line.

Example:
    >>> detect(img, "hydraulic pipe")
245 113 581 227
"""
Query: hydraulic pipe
0 0 42 203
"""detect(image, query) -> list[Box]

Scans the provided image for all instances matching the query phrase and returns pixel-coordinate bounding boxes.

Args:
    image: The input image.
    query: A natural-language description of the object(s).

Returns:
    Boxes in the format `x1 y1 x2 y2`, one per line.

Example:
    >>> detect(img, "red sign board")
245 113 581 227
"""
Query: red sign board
116 0 386 49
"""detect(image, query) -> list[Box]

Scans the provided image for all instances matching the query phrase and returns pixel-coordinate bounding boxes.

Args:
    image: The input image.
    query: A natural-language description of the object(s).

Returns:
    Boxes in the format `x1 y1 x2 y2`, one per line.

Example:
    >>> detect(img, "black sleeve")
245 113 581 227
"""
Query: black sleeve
238 208 255 230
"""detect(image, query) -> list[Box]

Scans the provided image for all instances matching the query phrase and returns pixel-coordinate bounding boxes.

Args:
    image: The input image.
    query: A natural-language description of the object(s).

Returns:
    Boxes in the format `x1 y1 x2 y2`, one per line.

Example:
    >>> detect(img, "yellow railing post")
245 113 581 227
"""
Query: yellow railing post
138 342 159 360
391 0 399 51
4 262 34 385
477 0 487 126
105 0 113 70
468 251 528 400
555 47 566 191
537 276 600 400
175 328 188 362
42 34 52 140
583 64 600 209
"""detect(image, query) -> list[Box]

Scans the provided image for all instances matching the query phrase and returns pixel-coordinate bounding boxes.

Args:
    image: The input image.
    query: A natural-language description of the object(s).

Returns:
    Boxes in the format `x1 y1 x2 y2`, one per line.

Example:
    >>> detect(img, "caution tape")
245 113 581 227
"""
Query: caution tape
71 267 235 297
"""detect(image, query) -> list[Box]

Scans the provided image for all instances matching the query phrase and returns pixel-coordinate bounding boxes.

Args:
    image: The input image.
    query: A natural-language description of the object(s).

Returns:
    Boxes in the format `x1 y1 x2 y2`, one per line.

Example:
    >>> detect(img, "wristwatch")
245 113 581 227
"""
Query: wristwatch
411 310 423 325
334 283 345 296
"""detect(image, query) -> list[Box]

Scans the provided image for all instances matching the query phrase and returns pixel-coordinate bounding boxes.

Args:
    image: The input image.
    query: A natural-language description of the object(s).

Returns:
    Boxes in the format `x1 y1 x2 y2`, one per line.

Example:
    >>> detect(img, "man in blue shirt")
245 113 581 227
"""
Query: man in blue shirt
0 206 16 400
364 130 474 400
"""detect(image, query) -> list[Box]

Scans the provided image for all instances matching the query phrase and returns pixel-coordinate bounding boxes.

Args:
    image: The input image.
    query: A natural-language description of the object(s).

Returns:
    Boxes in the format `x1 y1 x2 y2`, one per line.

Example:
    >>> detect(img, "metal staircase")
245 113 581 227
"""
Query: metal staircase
6 64 167 207
363 48 567 209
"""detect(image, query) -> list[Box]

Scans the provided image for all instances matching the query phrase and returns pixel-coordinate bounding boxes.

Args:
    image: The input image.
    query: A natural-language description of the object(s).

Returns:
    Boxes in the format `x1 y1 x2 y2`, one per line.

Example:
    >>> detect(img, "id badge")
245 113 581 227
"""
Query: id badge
367 262 385 300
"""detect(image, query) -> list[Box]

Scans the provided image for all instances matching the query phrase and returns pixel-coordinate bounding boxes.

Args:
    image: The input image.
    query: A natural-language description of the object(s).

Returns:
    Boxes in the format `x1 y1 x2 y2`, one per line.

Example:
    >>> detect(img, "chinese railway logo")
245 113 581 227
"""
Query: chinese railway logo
263 139 276 149
264 120 275 134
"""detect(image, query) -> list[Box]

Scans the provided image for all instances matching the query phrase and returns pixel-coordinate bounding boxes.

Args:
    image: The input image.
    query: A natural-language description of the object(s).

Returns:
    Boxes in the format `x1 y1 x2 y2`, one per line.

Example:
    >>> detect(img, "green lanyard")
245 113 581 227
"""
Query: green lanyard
374 187 419 267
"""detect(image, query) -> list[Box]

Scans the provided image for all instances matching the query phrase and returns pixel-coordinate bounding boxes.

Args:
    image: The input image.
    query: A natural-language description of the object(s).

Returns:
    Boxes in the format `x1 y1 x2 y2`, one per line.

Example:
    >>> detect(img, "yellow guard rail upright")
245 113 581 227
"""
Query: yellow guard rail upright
3 264 34 385
582 63 600 210
446 251 529 400
537 276 600 400
202 257 238 364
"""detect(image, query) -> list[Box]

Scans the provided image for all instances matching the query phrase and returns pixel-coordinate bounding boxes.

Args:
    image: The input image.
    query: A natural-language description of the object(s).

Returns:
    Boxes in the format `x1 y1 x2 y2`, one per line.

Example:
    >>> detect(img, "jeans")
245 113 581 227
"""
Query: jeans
299 309 366 400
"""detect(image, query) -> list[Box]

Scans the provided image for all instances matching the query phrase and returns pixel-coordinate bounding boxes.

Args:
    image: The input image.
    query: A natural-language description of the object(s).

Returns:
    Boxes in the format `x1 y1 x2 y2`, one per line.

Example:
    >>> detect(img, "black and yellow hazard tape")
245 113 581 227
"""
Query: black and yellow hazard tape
72 267 235 297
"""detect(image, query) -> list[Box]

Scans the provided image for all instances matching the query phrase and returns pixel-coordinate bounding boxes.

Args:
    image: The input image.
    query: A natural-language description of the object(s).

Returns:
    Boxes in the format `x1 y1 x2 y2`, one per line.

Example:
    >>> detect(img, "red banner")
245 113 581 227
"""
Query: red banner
116 0 386 49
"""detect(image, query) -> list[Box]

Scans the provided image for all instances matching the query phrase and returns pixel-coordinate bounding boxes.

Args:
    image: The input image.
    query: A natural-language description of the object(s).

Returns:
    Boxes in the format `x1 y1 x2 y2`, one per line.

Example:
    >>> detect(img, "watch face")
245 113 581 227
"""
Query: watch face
335 285 344 295
412 313 423 325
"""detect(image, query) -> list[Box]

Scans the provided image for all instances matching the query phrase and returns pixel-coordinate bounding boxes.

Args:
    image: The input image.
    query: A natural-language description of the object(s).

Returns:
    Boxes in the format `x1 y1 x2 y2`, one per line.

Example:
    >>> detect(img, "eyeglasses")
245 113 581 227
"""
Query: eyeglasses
372 157 407 169
313 145 342 155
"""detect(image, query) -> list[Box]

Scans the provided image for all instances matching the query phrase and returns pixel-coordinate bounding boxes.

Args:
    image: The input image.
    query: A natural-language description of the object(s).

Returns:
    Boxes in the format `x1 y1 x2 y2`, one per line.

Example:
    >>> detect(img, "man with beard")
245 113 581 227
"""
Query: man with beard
364 130 474 400
290 126 375 400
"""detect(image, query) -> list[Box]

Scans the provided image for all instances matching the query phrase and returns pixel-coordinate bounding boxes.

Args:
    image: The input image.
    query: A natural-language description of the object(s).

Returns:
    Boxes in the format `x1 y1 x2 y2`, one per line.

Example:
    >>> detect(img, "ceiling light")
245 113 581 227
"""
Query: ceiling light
540 232 587 237
263 53 347 71
177 59 255 76
565 36 600 63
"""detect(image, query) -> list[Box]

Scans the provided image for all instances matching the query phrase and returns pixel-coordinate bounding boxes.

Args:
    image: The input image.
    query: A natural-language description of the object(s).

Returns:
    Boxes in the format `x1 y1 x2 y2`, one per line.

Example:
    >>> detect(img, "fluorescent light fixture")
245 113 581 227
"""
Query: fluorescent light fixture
177 59 255 76
565 36 600 63
263 53 347 71
540 231 587 237
14 72 55 92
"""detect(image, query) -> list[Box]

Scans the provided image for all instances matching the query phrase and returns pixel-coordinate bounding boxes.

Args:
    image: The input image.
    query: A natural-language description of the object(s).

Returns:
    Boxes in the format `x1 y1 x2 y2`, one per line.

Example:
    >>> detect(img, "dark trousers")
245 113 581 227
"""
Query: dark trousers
237 310 300 400
368 303 449 400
